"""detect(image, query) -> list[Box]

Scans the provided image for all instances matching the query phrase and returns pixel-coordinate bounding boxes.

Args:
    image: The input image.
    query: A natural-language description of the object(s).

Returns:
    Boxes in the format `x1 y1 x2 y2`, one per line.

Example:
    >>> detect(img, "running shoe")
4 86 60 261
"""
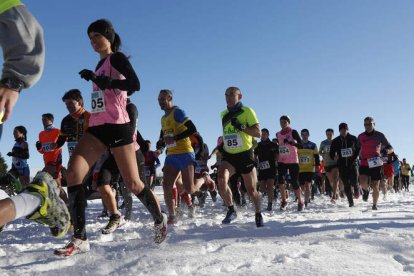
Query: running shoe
362 190 369 202
167 215 177 225
0 172 22 196
297 201 304 211
25 171 70 238
280 200 288 211
101 213 126 234
54 236 90 256
154 213 168 244
255 212 264 227
266 202 273 211
222 208 237 224
188 204 196 218
372 205 378 210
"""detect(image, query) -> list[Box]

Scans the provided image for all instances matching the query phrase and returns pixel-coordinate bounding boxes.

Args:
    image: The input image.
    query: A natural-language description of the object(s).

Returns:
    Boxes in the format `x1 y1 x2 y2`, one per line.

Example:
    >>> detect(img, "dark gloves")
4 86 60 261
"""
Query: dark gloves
231 118 244 131
79 69 96 81
6 152 13 157
79 69 112 90
36 141 42 150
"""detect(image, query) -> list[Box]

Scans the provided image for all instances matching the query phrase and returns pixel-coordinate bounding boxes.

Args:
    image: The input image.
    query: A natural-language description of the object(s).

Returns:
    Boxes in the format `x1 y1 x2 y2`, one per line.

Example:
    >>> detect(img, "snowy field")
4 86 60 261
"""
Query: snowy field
1 186 414 276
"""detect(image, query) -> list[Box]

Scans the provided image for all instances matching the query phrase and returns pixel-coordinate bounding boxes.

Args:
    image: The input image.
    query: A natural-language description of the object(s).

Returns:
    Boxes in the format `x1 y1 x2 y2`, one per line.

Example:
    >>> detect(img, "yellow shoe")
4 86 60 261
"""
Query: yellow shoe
25 171 71 238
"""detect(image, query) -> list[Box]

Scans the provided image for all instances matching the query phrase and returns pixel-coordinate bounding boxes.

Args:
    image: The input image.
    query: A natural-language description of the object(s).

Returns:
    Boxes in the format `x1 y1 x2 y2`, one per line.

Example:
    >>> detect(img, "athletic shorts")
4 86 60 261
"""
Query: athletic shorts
258 166 277 181
277 163 300 190
299 172 314 185
165 152 195 171
359 166 383 181
325 165 338 173
222 150 256 175
87 123 133 148
383 163 394 178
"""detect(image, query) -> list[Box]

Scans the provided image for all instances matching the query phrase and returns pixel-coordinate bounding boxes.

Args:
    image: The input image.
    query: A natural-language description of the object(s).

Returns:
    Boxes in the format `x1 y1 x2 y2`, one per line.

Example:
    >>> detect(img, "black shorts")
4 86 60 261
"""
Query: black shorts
222 150 255 175
87 123 133 148
258 167 277 181
299 172 314 185
325 165 338 173
277 163 300 190
359 166 383 181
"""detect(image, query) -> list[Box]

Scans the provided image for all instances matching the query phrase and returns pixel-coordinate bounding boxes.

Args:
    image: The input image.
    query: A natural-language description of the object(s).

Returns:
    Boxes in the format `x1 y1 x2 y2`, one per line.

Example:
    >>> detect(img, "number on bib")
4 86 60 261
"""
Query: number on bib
279 146 290 155
42 142 53 152
258 161 270 170
341 148 353 158
67 141 78 157
224 134 243 150
299 155 310 164
91 90 106 113
368 157 383 168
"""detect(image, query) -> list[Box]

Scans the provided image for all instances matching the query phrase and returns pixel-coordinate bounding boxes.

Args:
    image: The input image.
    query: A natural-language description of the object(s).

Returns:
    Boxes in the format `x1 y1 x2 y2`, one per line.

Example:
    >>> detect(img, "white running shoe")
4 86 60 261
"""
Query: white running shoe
54 236 90 257
154 213 168 244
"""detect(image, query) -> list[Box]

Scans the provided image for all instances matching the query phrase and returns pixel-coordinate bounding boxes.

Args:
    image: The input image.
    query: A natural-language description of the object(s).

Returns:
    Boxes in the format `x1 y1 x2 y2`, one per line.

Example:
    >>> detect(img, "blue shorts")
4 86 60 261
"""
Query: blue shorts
165 152 195 171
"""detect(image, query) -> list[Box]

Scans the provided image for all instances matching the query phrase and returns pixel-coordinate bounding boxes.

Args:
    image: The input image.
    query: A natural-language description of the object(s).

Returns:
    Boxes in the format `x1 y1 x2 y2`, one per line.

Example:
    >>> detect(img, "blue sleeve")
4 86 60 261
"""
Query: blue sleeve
174 108 188 123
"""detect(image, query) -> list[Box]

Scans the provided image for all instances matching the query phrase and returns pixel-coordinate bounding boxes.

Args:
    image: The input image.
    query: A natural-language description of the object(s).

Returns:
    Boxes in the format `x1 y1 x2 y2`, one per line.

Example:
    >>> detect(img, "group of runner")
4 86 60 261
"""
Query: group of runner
0 2 412 258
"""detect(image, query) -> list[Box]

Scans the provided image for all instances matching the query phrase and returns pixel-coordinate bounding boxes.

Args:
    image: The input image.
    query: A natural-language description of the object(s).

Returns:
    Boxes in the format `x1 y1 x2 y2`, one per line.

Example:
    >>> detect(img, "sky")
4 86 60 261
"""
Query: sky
1 0 414 172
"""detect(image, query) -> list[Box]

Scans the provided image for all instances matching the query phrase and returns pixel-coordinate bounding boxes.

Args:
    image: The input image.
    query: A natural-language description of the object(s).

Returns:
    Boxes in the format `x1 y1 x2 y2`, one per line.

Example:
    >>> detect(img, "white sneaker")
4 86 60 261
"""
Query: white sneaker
154 213 168 244
54 236 90 256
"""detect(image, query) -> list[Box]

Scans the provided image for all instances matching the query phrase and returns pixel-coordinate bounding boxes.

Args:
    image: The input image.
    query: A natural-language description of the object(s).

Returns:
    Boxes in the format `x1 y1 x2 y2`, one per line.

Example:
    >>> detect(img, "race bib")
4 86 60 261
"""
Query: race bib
299 155 310 164
67 141 78 157
164 133 177 149
341 148 353 158
381 156 389 162
368 157 383 168
224 134 243 150
325 145 331 153
91 90 106 113
279 146 290 155
42 142 53 152
258 161 270 170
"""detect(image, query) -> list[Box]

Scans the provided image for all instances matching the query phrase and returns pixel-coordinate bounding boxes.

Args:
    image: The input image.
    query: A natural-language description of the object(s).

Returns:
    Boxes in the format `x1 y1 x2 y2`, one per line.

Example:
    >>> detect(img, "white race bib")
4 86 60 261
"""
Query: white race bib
42 142 53 152
299 155 310 164
258 161 270 170
341 148 353 158
164 134 177 149
67 141 78 157
91 90 106 113
279 146 290 156
224 134 243 150
368 157 383 168
325 145 331 153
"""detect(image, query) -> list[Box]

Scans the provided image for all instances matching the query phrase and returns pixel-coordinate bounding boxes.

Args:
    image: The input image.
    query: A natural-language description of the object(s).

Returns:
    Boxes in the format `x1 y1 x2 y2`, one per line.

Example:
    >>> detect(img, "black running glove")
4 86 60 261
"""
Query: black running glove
36 141 42 150
79 69 96 81
93 76 112 90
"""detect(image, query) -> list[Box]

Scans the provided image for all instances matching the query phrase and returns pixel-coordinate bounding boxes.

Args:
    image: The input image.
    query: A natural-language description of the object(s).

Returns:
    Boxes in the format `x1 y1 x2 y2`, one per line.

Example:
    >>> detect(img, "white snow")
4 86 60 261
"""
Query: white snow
1 187 414 276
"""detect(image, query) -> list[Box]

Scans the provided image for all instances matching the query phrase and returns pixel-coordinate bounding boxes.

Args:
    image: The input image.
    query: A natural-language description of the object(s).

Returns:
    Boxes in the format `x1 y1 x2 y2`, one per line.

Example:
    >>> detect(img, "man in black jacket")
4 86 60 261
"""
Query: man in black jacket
329 123 360 207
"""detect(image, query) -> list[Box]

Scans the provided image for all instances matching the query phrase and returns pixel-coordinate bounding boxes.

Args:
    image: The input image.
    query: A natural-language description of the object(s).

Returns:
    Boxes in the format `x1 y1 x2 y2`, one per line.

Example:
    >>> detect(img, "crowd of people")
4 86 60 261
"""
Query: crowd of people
0 2 412 258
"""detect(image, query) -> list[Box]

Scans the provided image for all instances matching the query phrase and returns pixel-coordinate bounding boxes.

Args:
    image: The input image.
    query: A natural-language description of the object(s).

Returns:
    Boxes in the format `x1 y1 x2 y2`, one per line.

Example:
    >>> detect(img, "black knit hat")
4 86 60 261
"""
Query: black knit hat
87 19 115 44
339 122 348 130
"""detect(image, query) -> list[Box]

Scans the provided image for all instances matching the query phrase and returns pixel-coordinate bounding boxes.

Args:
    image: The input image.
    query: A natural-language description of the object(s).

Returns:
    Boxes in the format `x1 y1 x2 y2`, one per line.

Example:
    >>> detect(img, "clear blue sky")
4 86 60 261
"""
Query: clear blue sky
1 0 414 173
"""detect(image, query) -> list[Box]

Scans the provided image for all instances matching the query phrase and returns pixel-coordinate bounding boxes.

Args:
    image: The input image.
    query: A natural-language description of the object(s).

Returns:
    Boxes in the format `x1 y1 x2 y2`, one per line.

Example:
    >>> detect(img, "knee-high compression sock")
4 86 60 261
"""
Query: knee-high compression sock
136 186 163 224
68 185 87 240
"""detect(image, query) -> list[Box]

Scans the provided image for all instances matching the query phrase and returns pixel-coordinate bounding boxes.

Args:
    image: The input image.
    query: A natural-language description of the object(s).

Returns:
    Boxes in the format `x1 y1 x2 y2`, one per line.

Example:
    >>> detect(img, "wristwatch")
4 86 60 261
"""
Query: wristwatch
240 124 246 130
1 77 25 93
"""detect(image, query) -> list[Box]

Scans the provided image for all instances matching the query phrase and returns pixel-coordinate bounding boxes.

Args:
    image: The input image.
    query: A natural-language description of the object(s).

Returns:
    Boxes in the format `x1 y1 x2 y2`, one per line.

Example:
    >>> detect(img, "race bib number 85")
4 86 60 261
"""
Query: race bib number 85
224 134 242 150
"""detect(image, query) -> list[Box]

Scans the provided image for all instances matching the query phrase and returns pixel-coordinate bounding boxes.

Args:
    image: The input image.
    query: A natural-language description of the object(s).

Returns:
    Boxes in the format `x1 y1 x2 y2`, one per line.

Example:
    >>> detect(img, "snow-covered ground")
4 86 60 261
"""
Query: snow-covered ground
1 186 414 276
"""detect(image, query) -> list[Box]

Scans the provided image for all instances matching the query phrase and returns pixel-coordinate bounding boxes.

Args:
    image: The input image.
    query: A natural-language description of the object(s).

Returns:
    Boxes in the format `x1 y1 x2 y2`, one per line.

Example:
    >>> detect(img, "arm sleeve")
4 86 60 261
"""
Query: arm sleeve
292 130 303 148
0 6 44 88
109 52 140 95
136 130 147 152
126 102 138 134
174 120 197 141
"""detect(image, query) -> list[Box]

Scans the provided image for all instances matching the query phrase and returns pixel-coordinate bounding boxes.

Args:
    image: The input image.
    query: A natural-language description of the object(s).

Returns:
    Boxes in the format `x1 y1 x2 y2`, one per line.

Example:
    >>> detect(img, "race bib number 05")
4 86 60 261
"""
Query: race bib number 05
91 90 106 113
368 157 383 168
